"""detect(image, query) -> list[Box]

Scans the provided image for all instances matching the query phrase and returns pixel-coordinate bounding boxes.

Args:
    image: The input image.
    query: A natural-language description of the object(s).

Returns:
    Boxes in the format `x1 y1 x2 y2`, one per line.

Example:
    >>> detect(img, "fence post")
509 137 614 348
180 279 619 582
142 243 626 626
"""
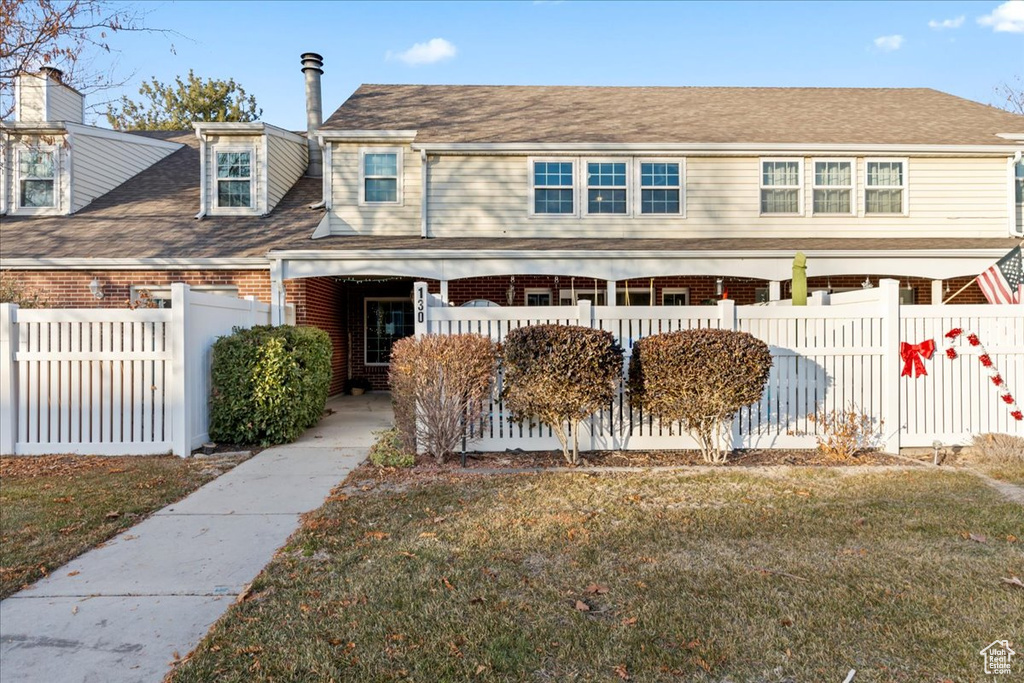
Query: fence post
577 298 593 328
244 295 258 328
414 281 429 337
717 299 736 330
169 284 191 457
0 303 18 455
879 278 902 454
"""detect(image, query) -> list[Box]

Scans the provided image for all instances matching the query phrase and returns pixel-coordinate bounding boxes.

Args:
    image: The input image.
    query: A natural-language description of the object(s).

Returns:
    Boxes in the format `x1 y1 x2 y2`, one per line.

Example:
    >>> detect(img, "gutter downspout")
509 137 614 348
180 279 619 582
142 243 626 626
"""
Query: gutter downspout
195 129 206 219
420 149 428 238
1011 151 1023 238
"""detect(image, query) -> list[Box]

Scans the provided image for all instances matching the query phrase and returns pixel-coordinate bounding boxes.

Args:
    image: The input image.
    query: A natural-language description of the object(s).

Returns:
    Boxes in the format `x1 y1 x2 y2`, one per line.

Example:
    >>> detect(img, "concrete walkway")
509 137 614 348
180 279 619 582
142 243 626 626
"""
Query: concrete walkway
0 393 392 683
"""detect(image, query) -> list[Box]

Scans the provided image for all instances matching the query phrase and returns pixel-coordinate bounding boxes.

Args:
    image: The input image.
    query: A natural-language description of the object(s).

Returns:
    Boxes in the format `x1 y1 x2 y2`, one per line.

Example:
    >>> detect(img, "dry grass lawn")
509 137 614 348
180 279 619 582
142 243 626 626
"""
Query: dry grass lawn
0 454 244 598
170 467 1023 682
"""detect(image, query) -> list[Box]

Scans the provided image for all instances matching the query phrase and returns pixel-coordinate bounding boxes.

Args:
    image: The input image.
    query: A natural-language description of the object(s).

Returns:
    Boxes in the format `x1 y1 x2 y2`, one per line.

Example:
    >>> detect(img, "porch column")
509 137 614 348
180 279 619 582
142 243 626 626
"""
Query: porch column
931 280 944 305
606 279 617 307
439 280 449 306
769 281 782 302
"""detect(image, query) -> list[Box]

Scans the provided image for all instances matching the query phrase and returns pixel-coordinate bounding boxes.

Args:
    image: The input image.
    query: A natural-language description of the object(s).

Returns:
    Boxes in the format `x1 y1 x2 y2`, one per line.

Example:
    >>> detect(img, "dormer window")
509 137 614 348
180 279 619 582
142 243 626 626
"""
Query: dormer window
18 148 57 209
360 148 403 205
215 150 253 208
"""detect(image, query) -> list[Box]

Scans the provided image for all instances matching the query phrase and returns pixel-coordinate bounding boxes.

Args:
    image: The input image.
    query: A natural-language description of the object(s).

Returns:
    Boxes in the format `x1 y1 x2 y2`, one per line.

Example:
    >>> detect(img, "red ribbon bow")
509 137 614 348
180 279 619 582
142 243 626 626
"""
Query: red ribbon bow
900 340 935 378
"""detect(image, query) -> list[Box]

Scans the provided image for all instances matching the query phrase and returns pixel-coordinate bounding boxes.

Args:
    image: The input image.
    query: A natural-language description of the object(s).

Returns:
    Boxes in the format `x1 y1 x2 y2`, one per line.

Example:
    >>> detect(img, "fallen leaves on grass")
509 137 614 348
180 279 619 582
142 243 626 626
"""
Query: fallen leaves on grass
1002 576 1024 589
964 532 987 543
612 663 631 680
584 583 609 595
574 600 591 612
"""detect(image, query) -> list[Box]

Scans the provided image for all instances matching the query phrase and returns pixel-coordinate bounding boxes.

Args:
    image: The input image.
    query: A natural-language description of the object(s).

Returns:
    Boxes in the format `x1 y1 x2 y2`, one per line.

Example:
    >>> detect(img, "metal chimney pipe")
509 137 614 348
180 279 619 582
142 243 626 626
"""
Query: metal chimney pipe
301 52 324 177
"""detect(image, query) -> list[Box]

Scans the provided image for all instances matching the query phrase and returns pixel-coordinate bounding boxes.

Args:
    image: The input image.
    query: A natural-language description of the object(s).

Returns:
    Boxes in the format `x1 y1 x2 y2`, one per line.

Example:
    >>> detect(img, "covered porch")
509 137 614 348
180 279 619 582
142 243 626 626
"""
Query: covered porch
269 237 1012 391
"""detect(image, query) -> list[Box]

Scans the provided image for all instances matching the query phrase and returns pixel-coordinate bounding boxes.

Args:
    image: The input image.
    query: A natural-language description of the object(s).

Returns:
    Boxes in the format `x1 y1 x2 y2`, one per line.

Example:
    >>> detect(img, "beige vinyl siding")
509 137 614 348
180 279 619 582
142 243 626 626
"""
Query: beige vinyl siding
328 142 421 235
16 77 45 122
70 133 175 212
266 134 307 210
205 134 262 214
419 154 1010 239
46 84 84 124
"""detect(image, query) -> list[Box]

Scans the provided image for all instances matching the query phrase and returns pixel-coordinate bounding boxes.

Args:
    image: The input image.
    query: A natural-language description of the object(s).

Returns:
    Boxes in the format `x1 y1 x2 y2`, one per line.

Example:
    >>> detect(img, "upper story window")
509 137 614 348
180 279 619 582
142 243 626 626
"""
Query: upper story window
760 159 802 215
812 160 854 215
360 149 402 205
639 161 683 215
18 148 57 209
525 288 552 306
215 150 253 208
532 160 575 214
662 287 690 305
586 161 627 214
865 159 906 214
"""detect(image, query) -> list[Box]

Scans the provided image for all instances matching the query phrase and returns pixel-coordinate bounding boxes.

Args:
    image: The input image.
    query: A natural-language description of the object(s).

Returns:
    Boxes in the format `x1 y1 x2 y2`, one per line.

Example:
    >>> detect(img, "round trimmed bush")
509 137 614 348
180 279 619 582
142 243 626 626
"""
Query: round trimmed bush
628 328 772 462
500 324 623 464
209 325 332 446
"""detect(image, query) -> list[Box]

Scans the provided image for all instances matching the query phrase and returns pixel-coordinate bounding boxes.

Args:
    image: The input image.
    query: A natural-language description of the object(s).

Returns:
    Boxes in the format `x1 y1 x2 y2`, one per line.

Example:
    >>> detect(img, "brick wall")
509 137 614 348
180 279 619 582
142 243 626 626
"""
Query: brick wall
291 277 348 395
0 269 278 308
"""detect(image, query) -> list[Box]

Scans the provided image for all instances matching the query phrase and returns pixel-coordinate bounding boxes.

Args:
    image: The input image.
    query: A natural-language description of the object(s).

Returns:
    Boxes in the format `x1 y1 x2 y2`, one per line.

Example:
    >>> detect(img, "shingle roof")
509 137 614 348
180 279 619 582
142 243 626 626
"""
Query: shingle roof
0 131 325 260
321 85 1024 145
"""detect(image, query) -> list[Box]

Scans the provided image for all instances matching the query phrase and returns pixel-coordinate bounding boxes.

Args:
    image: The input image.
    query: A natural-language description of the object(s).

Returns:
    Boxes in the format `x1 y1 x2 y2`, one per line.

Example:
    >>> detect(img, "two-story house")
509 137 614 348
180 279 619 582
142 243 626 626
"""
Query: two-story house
2 53 1023 391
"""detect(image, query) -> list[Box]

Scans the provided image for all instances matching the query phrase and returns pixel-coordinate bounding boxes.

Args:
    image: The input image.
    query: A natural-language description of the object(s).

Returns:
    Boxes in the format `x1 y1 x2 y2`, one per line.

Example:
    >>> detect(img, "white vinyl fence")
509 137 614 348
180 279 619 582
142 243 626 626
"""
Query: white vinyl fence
413 280 1024 453
0 284 293 457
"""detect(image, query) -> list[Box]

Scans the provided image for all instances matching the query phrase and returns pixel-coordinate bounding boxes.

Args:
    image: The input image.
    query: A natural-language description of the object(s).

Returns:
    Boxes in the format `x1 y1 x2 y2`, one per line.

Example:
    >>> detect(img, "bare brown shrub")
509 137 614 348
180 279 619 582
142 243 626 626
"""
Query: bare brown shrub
807 406 883 459
970 433 1024 463
500 324 623 465
629 328 772 463
389 334 498 463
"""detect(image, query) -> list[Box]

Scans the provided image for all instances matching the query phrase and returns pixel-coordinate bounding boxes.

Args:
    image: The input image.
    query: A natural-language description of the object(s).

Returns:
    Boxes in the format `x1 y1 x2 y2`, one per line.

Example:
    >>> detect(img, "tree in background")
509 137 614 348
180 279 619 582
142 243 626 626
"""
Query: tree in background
1 0 164 120
105 70 262 130
994 75 1023 115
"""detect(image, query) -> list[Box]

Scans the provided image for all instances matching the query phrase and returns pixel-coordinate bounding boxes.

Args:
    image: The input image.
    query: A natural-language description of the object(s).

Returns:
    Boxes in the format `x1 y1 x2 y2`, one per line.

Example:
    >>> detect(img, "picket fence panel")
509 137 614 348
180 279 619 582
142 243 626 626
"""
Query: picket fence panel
414 280 1023 453
0 286 290 456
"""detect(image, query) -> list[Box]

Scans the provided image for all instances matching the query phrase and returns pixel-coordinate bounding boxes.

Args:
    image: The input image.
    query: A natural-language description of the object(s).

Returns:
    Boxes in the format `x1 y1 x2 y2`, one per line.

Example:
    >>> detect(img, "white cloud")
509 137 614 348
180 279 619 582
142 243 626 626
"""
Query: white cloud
873 34 905 51
386 38 457 66
928 15 965 29
978 0 1024 32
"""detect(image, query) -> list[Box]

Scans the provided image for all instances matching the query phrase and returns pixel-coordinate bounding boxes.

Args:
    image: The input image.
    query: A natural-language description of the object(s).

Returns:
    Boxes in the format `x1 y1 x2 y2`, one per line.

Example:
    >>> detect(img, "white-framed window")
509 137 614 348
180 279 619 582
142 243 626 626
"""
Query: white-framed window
585 159 628 215
525 288 552 306
760 158 803 215
637 159 684 216
16 146 58 211
864 158 907 215
359 148 403 205
214 147 254 209
130 284 239 309
812 159 854 215
530 158 576 216
559 289 606 305
662 287 690 305
364 297 414 366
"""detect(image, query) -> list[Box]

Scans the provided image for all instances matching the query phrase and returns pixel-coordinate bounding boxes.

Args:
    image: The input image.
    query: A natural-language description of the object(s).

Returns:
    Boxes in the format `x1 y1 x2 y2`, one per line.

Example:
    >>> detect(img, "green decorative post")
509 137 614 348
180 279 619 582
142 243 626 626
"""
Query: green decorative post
792 252 807 306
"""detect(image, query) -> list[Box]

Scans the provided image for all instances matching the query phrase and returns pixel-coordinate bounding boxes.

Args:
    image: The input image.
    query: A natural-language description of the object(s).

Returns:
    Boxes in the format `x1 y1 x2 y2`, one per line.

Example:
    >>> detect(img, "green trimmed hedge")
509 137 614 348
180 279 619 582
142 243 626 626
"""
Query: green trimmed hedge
209 325 332 446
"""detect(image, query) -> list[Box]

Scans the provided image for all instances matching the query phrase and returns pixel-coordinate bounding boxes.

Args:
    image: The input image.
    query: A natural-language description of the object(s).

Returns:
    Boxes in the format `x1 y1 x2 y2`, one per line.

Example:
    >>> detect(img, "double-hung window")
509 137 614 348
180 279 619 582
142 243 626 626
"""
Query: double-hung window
812 159 854 215
639 161 683 215
760 159 802 215
215 150 253 208
586 161 627 215
865 159 906 214
532 160 575 215
18 148 57 209
361 149 402 204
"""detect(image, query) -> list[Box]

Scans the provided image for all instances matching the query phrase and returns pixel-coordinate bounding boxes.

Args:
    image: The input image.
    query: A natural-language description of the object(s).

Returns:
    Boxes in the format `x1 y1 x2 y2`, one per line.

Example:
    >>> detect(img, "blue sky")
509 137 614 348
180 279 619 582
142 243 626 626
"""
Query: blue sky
96 0 1023 128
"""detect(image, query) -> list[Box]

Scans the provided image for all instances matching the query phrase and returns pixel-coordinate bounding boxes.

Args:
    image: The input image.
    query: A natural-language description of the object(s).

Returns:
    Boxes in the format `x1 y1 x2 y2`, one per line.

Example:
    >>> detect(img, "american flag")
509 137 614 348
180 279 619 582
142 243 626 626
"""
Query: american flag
977 245 1023 305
